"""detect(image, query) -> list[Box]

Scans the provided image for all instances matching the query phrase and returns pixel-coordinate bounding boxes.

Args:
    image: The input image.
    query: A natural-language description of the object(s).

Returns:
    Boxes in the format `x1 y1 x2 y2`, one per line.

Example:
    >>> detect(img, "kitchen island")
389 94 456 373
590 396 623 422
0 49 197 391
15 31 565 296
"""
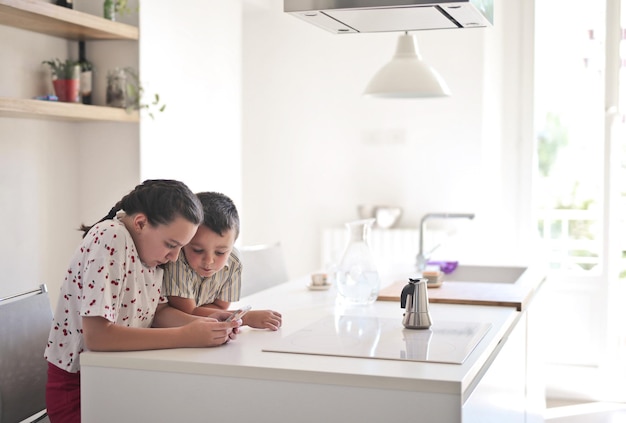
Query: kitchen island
80 273 543 422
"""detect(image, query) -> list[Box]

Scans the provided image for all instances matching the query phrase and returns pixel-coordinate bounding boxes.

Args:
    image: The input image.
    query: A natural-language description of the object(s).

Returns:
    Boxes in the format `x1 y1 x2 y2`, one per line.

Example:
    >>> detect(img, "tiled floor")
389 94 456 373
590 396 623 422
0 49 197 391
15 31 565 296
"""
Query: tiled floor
545 400 626 423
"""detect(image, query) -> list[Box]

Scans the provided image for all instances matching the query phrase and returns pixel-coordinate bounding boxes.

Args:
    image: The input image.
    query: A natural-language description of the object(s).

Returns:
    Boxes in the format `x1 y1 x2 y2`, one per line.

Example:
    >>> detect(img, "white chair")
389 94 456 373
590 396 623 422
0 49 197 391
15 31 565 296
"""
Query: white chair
239 243 289 297
0 284 52 423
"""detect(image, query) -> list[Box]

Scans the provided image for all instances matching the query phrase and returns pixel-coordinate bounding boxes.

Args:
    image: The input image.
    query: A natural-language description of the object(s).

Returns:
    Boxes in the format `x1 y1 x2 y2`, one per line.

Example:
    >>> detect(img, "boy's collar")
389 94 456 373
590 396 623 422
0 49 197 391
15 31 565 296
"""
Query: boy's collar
180 248 190 266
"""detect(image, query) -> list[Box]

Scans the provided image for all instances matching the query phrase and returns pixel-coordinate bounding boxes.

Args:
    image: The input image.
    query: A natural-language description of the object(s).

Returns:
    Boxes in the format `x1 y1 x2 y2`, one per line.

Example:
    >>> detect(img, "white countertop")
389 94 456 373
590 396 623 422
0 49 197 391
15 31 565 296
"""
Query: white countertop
80 275 519 401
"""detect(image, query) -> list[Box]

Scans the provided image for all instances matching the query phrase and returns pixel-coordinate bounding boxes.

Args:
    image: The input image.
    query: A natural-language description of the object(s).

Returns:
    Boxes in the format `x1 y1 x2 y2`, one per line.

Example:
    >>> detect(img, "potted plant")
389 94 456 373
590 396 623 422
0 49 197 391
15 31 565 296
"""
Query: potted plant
42 58 80 102
103 0 132 21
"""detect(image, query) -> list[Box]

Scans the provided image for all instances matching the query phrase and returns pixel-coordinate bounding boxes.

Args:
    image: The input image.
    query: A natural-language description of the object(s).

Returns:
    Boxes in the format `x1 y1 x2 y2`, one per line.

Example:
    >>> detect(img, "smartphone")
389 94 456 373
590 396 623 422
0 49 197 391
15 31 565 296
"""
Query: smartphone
225 305 252 322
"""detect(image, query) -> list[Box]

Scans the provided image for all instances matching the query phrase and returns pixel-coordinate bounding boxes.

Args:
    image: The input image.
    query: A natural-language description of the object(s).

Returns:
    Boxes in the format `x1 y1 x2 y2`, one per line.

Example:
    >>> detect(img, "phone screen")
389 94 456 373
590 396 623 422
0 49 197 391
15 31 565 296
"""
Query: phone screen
226 305 251 322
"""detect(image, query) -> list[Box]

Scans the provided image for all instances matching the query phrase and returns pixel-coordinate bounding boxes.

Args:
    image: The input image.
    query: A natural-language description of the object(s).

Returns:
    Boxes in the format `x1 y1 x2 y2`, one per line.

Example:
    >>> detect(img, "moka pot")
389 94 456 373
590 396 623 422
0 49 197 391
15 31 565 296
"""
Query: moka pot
400 278 433 329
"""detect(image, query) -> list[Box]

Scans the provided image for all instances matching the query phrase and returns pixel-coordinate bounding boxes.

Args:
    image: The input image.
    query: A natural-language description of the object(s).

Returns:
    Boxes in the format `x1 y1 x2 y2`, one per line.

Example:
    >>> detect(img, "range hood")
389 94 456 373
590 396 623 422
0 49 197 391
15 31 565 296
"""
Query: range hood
284 0 493 34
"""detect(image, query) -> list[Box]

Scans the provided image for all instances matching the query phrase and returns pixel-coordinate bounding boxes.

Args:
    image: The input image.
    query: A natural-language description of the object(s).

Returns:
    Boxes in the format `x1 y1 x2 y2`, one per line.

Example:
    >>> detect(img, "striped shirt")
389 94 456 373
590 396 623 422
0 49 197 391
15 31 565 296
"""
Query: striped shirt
162 248 242 306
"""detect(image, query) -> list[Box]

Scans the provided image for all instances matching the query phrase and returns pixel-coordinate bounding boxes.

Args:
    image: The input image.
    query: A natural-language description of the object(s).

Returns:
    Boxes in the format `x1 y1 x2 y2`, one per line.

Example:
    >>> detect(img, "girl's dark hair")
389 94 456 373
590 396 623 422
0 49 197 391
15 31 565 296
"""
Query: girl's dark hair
80 179 204 238
196 192 240 239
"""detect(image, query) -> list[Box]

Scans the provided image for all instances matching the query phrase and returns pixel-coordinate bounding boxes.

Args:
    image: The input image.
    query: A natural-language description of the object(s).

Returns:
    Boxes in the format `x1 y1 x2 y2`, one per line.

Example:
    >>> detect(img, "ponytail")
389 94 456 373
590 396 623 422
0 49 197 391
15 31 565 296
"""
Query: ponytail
78 180 203 238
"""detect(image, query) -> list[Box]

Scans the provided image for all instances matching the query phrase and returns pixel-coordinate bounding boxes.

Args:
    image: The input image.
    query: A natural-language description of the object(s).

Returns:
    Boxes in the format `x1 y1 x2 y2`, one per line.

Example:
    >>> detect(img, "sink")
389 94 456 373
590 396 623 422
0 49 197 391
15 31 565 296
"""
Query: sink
442 265 527 284
378 263 544 310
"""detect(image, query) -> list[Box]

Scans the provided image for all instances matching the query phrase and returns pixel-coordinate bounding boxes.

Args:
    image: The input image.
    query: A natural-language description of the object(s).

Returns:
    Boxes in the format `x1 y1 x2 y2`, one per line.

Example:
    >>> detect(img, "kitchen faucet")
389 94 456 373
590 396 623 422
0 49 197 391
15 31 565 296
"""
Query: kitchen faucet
416 213 476 274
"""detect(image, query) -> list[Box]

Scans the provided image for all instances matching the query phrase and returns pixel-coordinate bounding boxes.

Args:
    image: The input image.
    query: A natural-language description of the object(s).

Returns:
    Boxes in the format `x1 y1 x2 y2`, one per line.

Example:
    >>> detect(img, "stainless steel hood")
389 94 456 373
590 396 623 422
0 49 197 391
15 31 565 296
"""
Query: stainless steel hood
284 0 493 34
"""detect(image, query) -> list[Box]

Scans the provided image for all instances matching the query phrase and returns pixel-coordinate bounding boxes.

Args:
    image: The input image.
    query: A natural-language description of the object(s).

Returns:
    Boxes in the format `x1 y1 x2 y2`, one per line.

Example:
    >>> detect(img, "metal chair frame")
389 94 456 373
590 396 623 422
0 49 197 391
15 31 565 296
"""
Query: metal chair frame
0 284 52 423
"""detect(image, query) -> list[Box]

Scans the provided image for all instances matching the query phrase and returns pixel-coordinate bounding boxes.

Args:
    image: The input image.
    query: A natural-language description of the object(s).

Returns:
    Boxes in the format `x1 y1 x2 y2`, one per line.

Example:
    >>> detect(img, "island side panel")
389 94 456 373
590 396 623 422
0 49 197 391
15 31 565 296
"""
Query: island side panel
81 366 462 423
462 312 527 422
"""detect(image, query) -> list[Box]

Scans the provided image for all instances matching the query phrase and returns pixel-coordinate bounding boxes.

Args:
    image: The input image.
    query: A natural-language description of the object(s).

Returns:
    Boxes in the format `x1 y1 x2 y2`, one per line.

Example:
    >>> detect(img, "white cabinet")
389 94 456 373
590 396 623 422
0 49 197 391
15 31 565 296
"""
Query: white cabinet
463 311 545 423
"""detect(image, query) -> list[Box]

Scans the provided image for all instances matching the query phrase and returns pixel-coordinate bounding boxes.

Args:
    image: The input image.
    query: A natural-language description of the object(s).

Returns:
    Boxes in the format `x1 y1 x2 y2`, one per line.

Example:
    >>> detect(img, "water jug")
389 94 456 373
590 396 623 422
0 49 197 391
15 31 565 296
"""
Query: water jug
335 218 381 305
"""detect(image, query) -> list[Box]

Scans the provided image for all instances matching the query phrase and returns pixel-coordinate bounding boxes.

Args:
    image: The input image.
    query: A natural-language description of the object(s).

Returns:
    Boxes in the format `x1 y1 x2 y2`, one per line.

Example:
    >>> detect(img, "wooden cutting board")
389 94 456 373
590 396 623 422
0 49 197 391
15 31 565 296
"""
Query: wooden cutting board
377 273 544 312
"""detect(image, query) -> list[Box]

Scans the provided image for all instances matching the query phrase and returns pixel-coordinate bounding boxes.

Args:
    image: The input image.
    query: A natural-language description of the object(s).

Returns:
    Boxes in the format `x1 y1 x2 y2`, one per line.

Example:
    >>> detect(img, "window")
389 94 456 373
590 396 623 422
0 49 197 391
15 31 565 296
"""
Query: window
533 0 626 399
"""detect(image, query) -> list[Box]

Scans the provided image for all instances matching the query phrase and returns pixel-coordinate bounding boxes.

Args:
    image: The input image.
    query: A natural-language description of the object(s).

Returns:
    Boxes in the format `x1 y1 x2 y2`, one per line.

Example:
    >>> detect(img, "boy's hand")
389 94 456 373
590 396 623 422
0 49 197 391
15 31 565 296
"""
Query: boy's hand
242 310 282 331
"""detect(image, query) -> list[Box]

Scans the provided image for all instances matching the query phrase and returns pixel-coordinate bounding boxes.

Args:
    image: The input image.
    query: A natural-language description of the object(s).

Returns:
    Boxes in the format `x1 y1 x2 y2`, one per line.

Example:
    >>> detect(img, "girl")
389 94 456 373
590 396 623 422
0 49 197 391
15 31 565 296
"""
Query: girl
44 180 240 423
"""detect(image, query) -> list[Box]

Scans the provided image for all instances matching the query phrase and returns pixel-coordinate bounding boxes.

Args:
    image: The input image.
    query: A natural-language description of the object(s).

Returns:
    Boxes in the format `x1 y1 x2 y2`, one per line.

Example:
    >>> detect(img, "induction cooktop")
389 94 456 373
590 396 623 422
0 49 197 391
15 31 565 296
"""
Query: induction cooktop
263 315 491 364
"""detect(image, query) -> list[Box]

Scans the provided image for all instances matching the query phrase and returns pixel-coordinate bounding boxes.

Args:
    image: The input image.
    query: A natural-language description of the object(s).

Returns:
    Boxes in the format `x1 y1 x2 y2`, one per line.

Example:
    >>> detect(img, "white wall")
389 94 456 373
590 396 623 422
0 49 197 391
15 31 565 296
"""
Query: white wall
139 0 243 207
1 0 532 309
0 119 80 307
0 2 140 307
241 0 533 278
0 0 242 307
0 22 83 307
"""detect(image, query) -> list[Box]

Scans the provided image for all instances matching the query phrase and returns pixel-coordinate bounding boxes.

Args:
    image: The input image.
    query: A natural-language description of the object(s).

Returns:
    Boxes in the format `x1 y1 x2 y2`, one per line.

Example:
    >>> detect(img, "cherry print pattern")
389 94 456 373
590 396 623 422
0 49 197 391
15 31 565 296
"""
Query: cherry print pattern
44 218 164 373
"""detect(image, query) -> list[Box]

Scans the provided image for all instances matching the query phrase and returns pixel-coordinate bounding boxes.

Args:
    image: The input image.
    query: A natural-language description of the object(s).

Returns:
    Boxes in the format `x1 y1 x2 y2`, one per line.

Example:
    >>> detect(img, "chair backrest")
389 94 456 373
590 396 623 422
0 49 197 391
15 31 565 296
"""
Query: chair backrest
239 243 289 297
0 284 52 423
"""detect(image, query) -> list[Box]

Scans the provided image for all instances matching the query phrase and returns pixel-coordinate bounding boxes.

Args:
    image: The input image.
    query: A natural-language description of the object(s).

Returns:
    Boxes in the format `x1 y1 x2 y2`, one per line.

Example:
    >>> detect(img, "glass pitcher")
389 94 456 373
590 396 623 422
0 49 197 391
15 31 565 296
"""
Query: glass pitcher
335 218 381 305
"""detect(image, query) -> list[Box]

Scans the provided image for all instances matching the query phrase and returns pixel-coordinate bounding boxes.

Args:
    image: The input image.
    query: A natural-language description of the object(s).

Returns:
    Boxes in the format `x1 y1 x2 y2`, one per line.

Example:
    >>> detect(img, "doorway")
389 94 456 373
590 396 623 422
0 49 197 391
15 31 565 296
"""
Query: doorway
533 0 626 401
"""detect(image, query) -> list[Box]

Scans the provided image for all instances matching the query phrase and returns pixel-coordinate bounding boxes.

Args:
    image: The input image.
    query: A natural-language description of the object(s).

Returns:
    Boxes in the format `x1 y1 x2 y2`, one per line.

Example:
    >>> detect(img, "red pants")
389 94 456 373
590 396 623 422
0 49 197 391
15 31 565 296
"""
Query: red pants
46 362 81 423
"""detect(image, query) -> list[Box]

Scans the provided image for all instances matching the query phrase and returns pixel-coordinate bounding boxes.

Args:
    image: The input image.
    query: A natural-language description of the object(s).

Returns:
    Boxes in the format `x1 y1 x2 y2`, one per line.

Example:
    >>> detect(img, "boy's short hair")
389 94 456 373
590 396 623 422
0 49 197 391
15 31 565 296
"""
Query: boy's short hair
196 192 240 239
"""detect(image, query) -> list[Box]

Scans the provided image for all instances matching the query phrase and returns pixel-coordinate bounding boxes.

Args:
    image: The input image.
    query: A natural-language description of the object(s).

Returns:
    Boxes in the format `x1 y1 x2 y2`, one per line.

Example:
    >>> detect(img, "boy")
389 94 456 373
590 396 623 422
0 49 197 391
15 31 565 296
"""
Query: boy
162 191 282 330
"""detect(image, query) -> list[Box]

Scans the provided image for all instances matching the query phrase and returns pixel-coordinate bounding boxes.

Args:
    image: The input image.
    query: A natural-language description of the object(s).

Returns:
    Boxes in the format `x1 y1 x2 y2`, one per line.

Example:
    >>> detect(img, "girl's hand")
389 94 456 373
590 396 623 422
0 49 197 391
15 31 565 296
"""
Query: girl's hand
242 310 282 331
210 309 236 322
229 325 240 340
182 318 240 347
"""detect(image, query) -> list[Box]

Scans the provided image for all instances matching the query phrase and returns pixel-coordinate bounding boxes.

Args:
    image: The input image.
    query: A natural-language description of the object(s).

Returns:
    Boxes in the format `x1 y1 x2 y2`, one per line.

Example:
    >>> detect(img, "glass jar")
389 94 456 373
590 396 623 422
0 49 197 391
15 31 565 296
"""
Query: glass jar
106 67 141 110
106 68 128 108
335 218 381 305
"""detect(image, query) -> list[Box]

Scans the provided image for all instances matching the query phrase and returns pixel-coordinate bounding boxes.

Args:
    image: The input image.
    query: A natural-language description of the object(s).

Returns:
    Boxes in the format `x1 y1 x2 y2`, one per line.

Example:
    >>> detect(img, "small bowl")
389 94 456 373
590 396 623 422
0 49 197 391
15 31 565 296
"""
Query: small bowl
374 207 402 229
357 205 403 229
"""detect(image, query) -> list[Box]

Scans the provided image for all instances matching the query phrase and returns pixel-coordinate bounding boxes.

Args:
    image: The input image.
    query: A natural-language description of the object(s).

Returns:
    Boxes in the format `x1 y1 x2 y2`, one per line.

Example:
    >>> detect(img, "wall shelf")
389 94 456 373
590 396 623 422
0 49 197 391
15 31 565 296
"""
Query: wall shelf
0 98 139 122
0 0 138 40
0 0 139 122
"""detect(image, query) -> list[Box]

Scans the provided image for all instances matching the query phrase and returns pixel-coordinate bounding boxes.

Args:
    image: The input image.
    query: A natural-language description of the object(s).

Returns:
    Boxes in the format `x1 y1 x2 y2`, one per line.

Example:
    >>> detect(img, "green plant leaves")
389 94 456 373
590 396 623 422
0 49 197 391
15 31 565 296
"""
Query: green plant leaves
42 58 80 79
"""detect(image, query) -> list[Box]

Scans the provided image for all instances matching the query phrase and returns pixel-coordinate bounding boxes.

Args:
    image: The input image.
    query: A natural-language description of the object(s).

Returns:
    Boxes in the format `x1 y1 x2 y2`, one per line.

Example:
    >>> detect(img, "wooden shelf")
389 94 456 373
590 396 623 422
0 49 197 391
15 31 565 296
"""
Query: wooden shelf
0 1 140 122
0 0 138 40
0 97 139 122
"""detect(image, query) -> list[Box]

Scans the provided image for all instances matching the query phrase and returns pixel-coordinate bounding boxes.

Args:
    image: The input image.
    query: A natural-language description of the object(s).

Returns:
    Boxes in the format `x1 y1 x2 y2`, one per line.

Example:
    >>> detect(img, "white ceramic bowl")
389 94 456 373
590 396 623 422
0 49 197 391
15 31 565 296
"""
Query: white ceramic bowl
357 205 402 229
375 206 402 229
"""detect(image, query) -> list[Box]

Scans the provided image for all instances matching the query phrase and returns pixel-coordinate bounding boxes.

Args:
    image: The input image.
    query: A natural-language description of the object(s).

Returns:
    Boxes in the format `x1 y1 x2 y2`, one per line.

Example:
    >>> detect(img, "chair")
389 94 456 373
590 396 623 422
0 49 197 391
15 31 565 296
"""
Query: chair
0 284 53 423
239 243 289 297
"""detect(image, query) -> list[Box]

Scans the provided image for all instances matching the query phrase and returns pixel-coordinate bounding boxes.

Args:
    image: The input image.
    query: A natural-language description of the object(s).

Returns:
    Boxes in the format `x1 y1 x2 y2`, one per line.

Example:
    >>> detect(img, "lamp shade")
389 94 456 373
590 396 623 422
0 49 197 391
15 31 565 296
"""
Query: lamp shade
364 33 451 98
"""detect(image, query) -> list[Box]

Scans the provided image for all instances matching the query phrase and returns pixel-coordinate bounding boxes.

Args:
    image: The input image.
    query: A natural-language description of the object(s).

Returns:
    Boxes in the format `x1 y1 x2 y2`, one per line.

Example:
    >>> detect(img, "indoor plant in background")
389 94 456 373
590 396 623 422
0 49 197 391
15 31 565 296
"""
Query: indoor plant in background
42 58 80 102
103 0 132 21
106 67 165 119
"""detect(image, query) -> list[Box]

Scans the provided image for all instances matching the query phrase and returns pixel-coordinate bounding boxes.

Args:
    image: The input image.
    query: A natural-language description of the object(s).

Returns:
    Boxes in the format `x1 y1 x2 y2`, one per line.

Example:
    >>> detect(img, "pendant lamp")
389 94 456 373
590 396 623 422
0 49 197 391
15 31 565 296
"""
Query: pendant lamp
364 32 451 98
